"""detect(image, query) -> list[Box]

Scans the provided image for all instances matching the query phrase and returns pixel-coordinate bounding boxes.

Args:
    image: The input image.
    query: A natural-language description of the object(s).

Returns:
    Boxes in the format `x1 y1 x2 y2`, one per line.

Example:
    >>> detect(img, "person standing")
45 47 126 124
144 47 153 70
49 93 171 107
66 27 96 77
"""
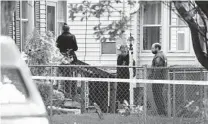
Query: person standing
56 23 78 98
56 23 78 63
117 45 136 104
151 43 167 116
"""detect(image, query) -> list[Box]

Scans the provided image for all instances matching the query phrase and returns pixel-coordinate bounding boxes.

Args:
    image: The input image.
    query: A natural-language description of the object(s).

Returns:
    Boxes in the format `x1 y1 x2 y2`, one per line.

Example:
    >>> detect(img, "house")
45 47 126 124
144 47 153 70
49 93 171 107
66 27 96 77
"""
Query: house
67 1 201 66
1 1 200 66
1 0 67 52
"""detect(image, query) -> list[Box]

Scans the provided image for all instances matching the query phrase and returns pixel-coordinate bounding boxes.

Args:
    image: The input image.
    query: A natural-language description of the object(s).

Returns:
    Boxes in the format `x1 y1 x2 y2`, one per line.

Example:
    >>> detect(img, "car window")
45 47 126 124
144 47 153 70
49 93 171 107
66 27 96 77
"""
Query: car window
0 67 28 104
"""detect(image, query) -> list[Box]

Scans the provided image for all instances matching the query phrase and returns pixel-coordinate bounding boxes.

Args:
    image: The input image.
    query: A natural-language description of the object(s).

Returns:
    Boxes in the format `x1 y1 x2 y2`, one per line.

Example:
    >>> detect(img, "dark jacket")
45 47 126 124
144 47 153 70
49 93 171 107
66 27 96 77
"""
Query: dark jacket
56 32 78 62
117 54 136 79
150 51 167 79
56 32 78 53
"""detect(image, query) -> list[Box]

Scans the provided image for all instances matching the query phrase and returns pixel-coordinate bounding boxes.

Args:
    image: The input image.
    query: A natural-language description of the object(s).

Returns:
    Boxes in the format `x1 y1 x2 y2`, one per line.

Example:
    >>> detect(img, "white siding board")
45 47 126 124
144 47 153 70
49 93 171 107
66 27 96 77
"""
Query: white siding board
40 5 46 10
67 1 131 65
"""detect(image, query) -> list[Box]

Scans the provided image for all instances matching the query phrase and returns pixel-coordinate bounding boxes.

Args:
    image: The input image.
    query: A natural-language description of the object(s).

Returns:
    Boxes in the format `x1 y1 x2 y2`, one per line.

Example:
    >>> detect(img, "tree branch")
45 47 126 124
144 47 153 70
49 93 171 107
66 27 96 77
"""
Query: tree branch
173 1 208 69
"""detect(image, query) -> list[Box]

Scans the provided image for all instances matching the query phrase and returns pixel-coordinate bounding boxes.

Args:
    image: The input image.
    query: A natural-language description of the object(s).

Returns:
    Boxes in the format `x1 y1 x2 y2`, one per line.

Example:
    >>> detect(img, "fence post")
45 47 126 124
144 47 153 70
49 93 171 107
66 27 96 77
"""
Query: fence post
49 66 53 123
143 66 147 124
81 80 85 113
183 69 186 104
107 81 110 113
109 80 117 113
173 71 176 124
167 68 171 118
129 53 134 107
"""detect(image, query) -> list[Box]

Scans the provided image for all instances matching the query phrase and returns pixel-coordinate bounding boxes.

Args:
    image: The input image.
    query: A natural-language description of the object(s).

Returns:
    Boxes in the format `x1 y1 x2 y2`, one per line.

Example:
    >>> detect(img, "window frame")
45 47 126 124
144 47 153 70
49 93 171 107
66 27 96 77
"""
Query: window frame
57 1 67 36
141 2 163 52
168 3 190 53
100 41 117 55
46 2 57 36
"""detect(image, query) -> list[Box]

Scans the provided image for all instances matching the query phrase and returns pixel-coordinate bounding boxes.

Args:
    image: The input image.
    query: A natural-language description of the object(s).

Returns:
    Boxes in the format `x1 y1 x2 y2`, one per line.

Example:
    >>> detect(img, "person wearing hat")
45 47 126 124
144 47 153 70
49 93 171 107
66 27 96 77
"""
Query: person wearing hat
116 45 136 104
56 23 78 98
56 23 78 63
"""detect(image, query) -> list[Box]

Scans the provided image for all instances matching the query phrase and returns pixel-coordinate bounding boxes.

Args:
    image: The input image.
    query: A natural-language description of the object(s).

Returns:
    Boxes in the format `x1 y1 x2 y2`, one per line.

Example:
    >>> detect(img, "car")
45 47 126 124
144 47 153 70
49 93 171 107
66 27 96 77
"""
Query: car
0 36 49 124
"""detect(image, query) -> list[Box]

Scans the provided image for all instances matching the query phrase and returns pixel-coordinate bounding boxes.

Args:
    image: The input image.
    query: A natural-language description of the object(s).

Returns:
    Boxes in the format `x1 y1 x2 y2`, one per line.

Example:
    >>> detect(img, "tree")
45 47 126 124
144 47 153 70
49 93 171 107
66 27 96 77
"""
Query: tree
1 1 16 35
172 1 208 69
69 0 208 70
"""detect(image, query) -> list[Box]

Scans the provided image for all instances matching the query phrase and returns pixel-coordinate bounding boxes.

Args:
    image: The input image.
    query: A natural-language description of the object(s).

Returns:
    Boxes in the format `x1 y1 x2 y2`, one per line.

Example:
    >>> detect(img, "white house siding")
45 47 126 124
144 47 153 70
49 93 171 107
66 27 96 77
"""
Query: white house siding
39 0 47 33
137 2 201 67
67 0 136 65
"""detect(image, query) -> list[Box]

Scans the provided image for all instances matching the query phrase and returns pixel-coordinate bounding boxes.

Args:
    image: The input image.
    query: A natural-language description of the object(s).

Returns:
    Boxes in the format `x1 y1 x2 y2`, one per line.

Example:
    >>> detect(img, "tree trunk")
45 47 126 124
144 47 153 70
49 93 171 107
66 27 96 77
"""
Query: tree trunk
173 1 208 70
1 1 16 35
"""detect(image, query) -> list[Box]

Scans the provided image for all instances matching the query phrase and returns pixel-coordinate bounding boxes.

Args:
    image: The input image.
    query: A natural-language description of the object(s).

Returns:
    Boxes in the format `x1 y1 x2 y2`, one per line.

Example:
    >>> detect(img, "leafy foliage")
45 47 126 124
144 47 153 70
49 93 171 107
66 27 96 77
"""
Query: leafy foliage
24 29 63 76
68 0 140 42
35 80 52 107
172 1 208 69
24 30 63 65
35 80 65 108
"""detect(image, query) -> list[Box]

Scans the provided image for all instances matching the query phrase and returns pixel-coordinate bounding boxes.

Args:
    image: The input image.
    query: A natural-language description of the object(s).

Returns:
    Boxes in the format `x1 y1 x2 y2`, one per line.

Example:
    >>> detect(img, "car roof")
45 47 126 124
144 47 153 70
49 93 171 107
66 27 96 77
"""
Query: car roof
0 36 21 66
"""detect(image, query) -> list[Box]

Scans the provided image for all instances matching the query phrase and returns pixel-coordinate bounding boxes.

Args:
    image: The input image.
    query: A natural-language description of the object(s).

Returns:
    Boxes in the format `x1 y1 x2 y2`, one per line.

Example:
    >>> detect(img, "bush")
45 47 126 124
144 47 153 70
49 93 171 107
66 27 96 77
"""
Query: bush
35 80 65 107
24 30 63 76
35 80 52 107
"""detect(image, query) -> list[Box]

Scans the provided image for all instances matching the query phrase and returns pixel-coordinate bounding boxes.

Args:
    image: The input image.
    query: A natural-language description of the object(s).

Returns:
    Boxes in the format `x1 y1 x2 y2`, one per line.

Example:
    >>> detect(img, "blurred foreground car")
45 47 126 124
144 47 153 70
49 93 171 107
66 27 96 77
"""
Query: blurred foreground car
0 37 49 124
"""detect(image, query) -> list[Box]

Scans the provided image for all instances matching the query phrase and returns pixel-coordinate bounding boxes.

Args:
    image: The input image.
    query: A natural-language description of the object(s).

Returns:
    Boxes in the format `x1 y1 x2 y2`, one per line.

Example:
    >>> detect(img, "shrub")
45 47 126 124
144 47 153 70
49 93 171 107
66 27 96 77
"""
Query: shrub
35 80 51 107
35 80 65 107
24 29 63 76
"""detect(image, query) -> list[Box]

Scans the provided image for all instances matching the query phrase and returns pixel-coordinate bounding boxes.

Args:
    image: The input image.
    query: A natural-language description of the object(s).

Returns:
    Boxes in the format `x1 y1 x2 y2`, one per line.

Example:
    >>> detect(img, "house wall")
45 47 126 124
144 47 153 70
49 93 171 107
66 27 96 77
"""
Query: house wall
8 0 66 51
137 2 200 67
67 0 137 66
67 1 200 67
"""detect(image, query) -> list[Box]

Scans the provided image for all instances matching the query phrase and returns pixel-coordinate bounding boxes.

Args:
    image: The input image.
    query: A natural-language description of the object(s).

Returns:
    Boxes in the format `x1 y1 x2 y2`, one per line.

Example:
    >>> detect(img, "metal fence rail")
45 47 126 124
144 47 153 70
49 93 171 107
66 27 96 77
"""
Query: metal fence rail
29 65 208 124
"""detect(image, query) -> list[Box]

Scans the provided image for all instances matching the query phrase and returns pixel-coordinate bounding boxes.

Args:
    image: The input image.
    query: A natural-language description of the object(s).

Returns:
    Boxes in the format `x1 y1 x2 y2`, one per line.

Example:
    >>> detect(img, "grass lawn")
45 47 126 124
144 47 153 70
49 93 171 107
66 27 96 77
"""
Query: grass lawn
50 113 142 124
50 113 203 124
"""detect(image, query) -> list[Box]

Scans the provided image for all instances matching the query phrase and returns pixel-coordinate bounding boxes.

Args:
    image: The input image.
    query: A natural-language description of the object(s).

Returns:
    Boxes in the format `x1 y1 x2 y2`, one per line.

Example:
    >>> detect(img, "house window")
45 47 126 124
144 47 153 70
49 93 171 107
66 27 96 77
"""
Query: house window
47 5 55 34
143 2 161 50
101 42 116 54
21 1 28 51
169 3 190 52
57 1 67 35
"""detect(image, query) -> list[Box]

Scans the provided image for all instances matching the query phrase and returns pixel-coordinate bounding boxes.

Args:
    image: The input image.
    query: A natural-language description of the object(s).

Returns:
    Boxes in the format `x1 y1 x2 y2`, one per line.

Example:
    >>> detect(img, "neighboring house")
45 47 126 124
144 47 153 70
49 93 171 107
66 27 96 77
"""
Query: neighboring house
3 0 67 52
67 1 201 66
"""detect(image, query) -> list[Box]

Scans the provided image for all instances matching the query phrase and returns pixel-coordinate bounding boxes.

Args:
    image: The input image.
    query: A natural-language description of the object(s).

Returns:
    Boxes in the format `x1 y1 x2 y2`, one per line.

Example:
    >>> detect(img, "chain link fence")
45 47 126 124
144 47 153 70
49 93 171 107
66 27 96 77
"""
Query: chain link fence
29 65 208 124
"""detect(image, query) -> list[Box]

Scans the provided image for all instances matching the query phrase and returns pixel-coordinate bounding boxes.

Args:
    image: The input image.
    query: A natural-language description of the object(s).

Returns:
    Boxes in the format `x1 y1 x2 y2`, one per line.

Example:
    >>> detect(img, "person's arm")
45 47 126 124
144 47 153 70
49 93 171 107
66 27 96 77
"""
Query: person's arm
117 55 123 65
73 35 78 51
133 60 136 77
56 36 60 49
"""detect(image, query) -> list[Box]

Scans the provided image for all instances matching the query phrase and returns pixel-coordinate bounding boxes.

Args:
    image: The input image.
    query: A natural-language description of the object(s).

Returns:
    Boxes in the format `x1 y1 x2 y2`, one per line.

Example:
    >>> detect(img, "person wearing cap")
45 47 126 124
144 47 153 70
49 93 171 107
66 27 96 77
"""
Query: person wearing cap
116 45 136 104
150 43 168 116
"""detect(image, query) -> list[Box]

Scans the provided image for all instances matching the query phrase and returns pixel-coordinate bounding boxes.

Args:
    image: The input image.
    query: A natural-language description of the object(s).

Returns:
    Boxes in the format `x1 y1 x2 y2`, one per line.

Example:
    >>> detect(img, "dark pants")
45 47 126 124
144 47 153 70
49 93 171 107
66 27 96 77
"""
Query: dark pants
117 82 130 103
152 84 167 116
58 62 77 99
